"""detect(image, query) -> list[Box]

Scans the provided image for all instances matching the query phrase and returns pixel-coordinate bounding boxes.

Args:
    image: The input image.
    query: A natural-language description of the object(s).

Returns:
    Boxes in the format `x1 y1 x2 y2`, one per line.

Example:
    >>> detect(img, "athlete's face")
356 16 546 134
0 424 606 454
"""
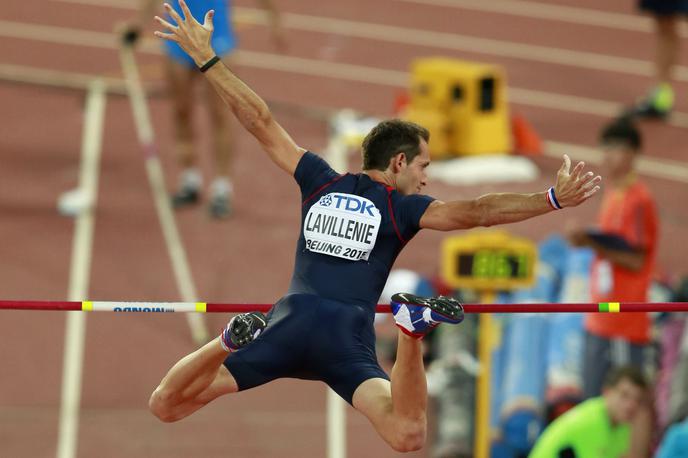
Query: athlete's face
397 139 431 195
604 379 645 424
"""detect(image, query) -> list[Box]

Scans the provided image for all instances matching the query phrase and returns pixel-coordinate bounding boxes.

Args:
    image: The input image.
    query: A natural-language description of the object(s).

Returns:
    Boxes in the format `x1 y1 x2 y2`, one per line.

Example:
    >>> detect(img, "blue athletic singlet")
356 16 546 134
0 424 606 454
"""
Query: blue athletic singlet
164 0 236 67
290 152 434 309
224 152 434 404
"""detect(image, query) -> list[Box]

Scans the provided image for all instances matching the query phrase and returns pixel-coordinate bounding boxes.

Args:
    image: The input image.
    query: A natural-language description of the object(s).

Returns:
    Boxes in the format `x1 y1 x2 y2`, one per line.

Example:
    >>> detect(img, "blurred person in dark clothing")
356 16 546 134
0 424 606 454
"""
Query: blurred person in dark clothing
626 0 687 119
569 118 658 458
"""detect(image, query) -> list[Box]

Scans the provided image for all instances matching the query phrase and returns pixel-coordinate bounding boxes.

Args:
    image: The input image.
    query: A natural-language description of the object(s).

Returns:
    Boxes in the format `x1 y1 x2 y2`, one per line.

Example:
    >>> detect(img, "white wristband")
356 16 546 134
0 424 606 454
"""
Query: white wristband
546 187 562 210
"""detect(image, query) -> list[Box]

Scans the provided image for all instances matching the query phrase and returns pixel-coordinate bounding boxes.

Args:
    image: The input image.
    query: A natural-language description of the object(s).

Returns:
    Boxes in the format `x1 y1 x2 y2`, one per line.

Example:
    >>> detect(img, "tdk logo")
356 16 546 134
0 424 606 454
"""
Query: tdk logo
321 193 376 216
319 194 333 207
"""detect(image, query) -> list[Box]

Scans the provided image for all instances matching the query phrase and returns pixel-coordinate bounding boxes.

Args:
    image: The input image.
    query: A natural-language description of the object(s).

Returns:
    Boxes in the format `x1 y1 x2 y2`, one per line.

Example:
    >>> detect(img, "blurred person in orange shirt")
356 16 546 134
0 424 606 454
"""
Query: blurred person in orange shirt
569 117 658 458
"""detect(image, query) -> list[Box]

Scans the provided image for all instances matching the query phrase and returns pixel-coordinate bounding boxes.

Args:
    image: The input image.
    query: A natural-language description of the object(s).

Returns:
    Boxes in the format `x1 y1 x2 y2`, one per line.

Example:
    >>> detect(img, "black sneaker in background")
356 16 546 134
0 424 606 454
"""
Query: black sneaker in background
171 187 200 209
623 85 673 120
624 98 670 120
209 193 232 219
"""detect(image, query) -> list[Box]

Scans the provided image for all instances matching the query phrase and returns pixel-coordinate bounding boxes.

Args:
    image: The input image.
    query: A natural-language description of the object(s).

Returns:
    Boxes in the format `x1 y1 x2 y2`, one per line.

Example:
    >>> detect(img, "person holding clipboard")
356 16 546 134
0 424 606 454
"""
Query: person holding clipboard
569 118 658 458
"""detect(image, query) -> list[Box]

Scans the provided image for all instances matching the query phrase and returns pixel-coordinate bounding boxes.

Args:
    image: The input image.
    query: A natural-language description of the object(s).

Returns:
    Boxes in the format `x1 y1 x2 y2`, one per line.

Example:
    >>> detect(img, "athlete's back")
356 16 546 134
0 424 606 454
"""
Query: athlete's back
289 152 434 308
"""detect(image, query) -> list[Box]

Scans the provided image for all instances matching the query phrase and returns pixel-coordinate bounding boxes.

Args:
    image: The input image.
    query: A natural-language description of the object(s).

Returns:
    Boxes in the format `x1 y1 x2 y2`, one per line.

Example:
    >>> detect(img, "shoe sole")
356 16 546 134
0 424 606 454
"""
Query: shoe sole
391 293 463 322
231 312 267 343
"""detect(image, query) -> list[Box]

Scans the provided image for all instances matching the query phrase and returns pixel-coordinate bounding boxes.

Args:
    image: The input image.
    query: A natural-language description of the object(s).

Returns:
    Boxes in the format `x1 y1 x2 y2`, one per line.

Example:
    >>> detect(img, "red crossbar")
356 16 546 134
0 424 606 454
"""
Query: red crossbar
0 300 686 313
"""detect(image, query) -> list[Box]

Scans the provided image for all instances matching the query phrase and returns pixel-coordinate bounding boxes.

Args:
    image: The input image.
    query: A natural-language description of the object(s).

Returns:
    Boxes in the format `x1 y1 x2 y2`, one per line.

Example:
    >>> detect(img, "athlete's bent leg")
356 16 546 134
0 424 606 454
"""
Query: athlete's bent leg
150 312 267 422
352 294 464 452
352 331 428 453
149 339 238 423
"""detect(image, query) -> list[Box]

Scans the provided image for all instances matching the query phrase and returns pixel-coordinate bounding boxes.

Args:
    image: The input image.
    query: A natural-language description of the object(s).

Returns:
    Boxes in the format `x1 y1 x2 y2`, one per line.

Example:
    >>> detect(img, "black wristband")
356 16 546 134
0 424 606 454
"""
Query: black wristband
199 56 221 73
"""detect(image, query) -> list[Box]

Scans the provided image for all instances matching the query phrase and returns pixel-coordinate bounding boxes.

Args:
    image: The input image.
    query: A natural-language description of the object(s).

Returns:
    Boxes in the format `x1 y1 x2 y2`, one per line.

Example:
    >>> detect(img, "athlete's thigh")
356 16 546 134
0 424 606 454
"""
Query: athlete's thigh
352 377 392 421
313 301 389 404
156 362 238 422
224 295 316 391
196 364 239 405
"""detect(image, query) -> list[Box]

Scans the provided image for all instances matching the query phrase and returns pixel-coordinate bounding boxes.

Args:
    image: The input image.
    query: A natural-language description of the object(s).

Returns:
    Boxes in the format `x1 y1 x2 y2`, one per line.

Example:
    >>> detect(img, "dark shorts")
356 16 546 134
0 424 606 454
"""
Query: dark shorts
582 331 651 398
223 293 389 405
640 0 688 16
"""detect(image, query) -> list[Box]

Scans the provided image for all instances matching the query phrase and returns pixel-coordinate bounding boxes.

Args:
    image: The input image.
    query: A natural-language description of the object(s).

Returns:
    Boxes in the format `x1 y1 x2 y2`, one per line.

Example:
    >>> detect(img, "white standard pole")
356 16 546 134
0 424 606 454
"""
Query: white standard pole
56 79 107 458
326 385 347 457
118 44 208 344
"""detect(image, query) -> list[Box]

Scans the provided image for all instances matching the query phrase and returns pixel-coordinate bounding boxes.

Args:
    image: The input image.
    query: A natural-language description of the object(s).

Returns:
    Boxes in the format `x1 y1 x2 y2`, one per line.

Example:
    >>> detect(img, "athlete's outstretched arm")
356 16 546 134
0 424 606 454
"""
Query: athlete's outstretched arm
154 1 304 174
420 155 601 231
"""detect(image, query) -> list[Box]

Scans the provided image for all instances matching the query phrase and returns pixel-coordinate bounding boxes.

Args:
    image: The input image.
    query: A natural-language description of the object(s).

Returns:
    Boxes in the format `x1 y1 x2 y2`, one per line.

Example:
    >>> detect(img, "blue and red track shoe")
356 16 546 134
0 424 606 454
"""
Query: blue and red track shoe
390 293 464 338
219 312 267 352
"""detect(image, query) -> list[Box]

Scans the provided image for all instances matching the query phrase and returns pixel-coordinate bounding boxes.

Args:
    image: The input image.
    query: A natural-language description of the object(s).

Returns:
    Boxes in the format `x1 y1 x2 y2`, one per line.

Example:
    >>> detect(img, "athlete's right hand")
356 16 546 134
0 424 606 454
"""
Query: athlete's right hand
553 154 602 208
154 0 216 67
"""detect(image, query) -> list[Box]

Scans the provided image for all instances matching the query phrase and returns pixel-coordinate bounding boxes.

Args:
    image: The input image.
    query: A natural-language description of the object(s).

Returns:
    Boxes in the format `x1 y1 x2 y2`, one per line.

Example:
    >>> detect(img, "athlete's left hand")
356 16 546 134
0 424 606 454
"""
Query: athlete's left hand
154 0 215 67
553 154 602 208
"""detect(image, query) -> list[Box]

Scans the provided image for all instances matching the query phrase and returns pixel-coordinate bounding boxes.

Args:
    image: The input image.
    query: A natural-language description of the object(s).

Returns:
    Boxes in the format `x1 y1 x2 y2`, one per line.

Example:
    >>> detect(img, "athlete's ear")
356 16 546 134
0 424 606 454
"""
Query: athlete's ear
390 152 407 172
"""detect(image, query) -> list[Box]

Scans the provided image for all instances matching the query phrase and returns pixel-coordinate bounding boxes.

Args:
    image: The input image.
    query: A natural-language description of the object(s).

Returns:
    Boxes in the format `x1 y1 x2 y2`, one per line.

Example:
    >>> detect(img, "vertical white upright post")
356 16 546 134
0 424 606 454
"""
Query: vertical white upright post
327 388 346 458
56 79 107 458
119 45 208 344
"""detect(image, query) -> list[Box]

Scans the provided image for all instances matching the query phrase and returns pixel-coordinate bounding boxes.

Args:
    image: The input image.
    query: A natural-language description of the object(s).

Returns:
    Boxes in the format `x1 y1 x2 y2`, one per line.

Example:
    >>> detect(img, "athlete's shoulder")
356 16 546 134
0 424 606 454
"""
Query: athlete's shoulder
295 151 339 181
387 190 436 214
295 152 345 201
385 192 435 242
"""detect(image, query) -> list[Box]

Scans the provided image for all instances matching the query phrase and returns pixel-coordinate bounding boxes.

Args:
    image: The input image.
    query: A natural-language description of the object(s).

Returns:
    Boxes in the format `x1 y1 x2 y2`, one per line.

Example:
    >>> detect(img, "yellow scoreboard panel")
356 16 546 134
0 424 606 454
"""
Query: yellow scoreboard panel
441 230 537 291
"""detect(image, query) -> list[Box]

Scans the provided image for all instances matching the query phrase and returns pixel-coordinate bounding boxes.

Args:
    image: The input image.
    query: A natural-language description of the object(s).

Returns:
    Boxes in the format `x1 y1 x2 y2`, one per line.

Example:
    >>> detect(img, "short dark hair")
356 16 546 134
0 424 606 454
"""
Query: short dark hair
603 365 648 390
361 119 430 171
599 117 642 152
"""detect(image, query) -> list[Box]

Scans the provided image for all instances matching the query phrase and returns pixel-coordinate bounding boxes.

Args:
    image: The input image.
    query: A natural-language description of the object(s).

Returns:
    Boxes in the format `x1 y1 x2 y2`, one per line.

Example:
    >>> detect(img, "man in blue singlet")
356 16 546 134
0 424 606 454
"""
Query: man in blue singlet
147 2 602 452
123 0 284 218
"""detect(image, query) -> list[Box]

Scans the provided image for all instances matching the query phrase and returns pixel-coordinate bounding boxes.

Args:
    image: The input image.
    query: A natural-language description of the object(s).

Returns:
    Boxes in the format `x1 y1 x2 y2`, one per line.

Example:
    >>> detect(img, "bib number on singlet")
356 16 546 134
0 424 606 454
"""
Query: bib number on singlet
303 192 381 261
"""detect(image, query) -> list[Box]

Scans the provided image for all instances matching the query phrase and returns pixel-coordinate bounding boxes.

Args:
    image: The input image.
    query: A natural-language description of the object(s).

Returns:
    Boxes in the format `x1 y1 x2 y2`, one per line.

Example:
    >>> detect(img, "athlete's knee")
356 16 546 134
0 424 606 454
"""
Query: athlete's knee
388 418 426 453
148 387 180 423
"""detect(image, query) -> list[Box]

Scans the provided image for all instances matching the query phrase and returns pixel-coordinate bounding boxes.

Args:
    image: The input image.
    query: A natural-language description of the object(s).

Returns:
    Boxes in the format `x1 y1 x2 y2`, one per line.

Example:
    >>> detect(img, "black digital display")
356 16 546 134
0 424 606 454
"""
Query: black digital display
457 250 529 279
